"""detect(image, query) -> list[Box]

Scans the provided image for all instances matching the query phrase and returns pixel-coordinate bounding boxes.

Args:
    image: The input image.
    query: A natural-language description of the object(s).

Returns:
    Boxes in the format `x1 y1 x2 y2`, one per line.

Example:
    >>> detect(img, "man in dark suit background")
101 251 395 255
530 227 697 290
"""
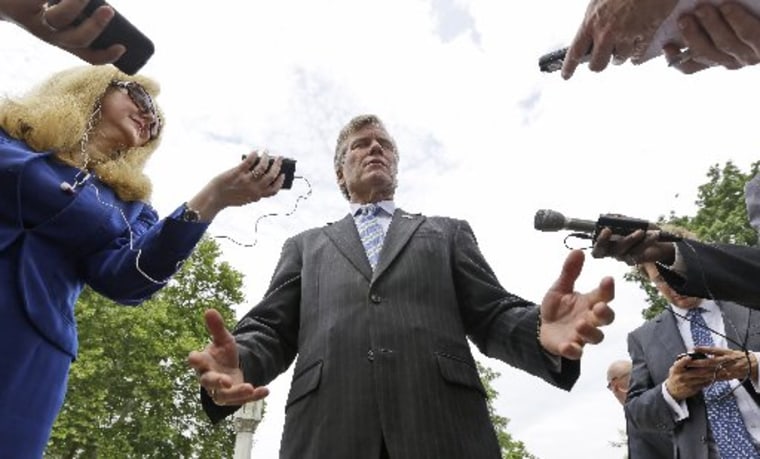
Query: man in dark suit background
607 359 673 458
626 260 760 459
188 114 615 459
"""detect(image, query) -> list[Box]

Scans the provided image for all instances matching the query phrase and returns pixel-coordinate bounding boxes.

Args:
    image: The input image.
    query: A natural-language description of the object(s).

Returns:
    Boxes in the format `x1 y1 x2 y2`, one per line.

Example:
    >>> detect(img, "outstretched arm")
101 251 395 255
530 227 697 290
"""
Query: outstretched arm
0 0 125 65
591 228 760 308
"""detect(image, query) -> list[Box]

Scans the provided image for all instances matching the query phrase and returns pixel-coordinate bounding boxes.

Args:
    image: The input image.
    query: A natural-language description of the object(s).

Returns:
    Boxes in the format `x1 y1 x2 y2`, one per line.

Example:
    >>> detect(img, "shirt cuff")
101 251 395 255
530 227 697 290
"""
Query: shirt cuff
667 243 688 277
661 382 689 421
542 349 562 373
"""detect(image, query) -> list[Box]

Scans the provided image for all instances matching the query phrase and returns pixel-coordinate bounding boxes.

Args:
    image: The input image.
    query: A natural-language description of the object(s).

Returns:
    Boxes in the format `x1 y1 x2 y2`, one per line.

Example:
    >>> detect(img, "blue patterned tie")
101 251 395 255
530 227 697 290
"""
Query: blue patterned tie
357 204 385 270
687 307 760 458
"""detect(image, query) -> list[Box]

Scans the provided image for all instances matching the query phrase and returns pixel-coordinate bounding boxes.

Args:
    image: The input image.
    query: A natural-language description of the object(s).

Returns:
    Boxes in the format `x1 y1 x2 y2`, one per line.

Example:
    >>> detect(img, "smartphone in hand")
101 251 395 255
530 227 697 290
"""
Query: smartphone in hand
47 0 154 75
677 351 708 360
243 155 298 190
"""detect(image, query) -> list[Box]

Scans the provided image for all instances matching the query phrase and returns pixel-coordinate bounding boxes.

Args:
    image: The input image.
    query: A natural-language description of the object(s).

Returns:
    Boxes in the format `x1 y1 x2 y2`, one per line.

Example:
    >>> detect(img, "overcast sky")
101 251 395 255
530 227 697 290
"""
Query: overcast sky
2 1 759 457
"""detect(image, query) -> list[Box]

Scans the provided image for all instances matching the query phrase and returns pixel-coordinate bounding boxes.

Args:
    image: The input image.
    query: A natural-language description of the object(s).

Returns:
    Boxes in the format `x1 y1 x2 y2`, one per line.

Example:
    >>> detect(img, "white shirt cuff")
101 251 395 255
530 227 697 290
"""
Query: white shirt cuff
661 382 689 421
669 243 688 277
752 352 760 390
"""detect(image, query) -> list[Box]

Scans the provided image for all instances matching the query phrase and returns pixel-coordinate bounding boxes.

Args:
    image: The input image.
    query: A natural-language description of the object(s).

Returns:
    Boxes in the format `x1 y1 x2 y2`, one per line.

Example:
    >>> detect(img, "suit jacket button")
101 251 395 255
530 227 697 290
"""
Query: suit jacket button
370 293 382 304
367 350 375 361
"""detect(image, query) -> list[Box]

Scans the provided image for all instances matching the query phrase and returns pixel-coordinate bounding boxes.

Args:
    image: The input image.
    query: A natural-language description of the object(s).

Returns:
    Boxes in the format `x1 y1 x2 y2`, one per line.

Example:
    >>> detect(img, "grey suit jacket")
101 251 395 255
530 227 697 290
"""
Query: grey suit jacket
626 302 760 459
626 417 673 459
204 209 580 459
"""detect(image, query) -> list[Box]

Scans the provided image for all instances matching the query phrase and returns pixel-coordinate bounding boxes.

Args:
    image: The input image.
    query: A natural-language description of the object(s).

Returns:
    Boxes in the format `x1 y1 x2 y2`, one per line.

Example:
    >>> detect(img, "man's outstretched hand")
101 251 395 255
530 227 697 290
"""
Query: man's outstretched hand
187 309 269 407
539 250 615 360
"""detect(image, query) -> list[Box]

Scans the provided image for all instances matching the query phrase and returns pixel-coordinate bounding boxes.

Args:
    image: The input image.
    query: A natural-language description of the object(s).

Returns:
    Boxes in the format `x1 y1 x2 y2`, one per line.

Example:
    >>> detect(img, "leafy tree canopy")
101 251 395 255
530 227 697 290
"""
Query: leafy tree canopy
47 238 242 458
625 161 759 319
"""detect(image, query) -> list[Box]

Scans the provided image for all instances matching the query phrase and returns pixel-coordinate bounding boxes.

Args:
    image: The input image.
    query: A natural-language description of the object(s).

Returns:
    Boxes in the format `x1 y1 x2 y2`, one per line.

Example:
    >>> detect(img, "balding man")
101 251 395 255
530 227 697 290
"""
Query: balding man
607 359 673 458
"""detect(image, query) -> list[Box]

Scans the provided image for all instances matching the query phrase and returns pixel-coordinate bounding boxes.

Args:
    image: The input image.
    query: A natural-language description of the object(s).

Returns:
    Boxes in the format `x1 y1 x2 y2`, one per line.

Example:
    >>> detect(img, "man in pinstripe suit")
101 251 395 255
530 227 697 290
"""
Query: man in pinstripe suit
189 114 616 459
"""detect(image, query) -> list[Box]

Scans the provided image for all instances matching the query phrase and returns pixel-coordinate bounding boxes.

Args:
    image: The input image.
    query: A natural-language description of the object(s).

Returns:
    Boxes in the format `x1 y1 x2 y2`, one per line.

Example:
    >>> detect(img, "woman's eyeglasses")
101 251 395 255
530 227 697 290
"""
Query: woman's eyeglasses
110 80 161 139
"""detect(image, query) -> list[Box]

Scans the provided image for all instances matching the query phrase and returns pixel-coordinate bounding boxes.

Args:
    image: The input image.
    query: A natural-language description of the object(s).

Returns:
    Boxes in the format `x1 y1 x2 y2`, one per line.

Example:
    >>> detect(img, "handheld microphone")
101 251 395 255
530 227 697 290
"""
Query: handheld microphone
533 209 682 242
533 209 597 234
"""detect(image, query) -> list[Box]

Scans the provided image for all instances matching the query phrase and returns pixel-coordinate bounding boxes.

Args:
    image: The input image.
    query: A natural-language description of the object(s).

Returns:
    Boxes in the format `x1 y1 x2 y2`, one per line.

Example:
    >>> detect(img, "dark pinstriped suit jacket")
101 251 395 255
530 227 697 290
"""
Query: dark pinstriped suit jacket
203 209 580 459
659 241 760 309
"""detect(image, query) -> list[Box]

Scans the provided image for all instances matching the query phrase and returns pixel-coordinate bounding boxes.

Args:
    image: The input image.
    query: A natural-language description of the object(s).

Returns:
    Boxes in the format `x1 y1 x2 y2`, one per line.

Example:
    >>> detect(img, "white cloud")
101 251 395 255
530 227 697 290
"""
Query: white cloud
3 0 759 457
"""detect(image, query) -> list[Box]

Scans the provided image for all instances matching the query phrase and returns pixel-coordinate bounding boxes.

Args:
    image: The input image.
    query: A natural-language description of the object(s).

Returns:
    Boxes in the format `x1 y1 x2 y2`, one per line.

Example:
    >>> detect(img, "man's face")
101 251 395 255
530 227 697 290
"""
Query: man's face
608 373 630 406
644 264 702 309
337 124 398 203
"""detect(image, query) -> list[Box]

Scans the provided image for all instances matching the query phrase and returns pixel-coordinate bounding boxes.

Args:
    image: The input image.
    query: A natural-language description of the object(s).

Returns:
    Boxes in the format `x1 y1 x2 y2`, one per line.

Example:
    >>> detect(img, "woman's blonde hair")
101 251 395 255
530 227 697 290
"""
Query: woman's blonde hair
0 65 164 202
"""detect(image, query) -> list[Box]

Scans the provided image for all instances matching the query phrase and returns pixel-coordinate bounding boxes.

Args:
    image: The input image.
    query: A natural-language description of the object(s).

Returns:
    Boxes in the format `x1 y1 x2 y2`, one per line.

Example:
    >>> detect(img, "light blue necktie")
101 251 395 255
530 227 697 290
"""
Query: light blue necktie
357 204 385 270
687 307 760 458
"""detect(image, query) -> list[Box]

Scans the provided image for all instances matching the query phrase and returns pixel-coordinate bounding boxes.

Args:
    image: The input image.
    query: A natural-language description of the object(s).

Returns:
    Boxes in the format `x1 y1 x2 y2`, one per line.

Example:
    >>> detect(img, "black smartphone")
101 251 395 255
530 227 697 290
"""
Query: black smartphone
244 155 297 190
677 351 708 360
47 0 154 75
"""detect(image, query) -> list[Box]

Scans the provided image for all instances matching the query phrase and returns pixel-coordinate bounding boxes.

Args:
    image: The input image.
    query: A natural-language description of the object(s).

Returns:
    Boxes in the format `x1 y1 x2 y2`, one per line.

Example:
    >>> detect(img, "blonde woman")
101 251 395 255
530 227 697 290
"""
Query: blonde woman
0 65 284 457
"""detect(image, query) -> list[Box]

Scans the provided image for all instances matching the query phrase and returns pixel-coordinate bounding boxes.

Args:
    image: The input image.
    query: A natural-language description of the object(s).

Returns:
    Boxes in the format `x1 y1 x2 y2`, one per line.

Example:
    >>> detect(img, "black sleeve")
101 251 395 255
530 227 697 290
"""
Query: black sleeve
658 240 760 309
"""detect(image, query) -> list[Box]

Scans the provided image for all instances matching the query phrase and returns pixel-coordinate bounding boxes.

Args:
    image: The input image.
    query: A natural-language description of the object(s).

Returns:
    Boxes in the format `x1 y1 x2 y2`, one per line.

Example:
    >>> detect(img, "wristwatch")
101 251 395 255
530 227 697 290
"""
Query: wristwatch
180 202 201 222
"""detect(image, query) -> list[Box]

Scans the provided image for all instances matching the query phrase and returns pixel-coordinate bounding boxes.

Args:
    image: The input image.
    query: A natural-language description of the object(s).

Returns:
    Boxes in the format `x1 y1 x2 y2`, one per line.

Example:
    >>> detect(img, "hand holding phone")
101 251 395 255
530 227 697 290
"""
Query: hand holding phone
242 155 297 190
677 351 708 361
46 0 154 74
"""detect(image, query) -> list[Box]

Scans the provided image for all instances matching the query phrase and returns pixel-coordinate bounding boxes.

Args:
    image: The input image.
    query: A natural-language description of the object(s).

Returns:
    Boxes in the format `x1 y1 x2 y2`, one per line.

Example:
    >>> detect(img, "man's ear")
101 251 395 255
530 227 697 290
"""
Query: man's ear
336 169 345 186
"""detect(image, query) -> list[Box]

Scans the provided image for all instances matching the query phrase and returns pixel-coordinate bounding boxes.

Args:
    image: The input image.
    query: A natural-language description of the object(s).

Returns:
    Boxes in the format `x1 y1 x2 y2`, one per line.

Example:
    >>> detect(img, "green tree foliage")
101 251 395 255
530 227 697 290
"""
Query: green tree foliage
477 362 537 459
46 238 243 458
625 161 760 319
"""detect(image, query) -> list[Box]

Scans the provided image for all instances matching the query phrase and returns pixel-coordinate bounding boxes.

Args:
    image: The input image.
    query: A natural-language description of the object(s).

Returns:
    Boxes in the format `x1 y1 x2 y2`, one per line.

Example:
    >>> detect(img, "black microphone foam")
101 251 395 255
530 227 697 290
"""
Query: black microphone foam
534 209 683 242
534 209 597 234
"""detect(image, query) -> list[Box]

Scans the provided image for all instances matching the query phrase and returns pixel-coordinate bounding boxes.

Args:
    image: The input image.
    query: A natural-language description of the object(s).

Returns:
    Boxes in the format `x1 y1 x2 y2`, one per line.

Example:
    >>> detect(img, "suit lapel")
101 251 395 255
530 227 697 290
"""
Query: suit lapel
719 301 750 350
324 214 373 281
323 209 426 282
718 302 760 407
654 311 688 363
372 208 424 282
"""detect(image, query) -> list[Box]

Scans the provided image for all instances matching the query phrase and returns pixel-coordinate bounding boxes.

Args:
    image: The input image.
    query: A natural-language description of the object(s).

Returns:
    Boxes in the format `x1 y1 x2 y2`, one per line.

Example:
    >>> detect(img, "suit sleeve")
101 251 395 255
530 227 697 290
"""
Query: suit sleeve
625 331 679 434
451 219 579 390
82 204 209 304
659 240 760 309
202 236 302 423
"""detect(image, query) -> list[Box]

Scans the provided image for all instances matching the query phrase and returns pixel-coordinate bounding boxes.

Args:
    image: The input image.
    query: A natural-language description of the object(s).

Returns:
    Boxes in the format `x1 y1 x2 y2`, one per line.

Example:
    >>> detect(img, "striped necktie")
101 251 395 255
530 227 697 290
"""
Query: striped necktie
686 307 760 458
357 204 385 270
